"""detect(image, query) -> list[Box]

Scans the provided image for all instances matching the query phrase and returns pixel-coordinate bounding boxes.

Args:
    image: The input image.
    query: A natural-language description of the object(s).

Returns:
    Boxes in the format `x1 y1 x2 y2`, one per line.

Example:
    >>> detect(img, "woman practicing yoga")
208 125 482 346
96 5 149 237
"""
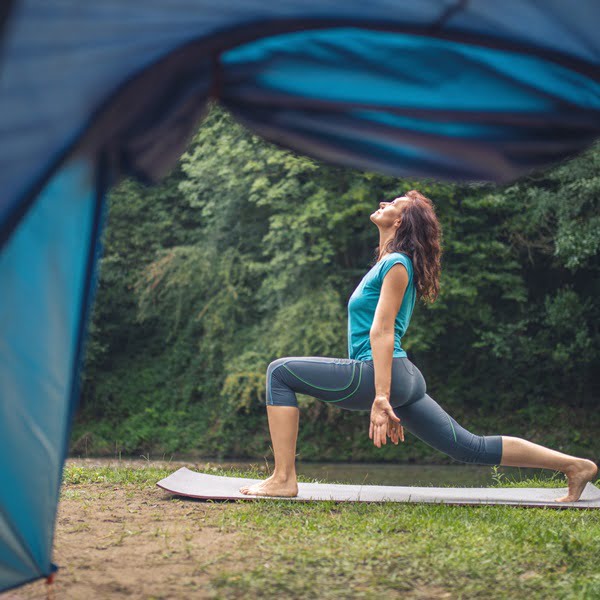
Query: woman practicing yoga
240 190 598 502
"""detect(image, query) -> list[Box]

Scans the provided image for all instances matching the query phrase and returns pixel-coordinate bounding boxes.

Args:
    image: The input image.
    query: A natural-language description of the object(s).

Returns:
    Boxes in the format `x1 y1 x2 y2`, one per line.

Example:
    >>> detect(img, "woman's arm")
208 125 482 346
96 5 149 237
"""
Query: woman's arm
370 263 409 399
369 263 409 447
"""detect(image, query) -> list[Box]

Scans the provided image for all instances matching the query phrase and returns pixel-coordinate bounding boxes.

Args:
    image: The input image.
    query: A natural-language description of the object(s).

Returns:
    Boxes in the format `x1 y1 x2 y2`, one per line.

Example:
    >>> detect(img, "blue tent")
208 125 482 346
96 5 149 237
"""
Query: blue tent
1 1 599 591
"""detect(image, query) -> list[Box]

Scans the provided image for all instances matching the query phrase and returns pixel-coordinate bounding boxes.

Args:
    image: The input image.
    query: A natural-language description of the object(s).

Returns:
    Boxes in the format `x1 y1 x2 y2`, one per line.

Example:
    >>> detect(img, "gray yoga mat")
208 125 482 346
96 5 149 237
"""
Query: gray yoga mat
157 467 600 509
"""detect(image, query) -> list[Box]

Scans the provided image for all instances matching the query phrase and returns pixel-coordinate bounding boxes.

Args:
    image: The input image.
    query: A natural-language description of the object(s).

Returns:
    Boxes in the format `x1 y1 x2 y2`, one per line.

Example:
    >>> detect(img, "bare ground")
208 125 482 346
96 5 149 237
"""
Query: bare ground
1 480 247 599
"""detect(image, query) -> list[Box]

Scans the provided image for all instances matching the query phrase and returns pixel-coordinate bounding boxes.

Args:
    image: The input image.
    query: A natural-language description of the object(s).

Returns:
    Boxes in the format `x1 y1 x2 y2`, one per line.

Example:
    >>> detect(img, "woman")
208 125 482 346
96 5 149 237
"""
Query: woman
240 190 598 502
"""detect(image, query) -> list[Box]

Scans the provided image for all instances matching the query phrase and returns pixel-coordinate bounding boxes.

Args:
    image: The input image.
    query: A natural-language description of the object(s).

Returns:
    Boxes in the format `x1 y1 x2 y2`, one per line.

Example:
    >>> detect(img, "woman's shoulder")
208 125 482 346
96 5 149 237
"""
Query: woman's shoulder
382 251 412 266
376 252 413 284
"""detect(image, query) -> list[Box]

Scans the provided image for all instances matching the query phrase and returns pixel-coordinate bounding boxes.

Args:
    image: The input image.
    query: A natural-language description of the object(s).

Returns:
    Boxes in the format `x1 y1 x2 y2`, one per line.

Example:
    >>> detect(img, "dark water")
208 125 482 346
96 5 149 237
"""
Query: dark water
204 459 553 487
71 456 559 487
295 462 549 487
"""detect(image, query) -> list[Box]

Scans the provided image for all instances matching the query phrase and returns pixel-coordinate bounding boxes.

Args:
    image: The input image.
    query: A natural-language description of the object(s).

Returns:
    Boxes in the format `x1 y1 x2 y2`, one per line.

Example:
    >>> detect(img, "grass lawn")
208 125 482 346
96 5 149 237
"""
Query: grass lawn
8 462 600 600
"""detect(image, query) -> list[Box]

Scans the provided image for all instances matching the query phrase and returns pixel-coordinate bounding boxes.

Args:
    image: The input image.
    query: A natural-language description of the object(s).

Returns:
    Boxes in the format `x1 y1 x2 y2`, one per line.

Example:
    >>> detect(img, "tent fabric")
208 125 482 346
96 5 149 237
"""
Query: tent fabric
0 157 106 591
221 28 600 181
0 1 599 591
2 1 600 243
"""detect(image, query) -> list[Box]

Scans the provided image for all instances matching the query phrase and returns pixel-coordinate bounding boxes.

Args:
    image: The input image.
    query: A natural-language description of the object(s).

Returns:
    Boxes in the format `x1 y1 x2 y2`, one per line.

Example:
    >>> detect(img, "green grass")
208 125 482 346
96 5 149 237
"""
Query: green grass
213 500 600 599
62 463 322 487
63 464 175 486
61 465 600 599
487 465 584 489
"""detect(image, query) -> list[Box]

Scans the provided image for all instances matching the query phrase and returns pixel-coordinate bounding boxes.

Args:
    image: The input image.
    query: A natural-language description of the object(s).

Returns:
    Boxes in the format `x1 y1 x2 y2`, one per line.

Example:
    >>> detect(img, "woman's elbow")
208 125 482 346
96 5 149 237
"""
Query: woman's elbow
369 327 395 339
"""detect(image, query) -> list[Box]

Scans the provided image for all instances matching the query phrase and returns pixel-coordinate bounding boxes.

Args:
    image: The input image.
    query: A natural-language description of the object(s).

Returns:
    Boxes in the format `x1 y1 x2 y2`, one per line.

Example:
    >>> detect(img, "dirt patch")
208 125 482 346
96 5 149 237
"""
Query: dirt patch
2 484 247 600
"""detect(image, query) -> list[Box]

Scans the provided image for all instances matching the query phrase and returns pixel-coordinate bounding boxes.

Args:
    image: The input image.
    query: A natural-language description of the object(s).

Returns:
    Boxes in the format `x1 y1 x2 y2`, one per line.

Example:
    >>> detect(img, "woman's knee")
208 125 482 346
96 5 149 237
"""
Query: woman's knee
445 433 502 466
267 357 288 375
445 438 484 464
266 358 298 407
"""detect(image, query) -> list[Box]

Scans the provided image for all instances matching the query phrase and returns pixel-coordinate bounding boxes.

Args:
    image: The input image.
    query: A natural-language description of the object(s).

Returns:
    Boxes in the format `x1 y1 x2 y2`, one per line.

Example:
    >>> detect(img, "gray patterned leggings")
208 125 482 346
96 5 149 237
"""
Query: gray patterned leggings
266 356 503 465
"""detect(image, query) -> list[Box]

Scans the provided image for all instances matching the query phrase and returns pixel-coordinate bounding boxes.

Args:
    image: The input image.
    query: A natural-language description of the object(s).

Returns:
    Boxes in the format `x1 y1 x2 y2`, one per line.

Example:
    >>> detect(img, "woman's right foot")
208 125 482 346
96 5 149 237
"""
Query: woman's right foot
239 474 298 497
555 459 599 503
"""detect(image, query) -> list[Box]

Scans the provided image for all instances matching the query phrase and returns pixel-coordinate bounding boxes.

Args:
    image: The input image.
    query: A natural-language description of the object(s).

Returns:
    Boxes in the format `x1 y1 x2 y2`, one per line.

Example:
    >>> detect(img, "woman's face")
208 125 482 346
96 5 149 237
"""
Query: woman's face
370 195 409 227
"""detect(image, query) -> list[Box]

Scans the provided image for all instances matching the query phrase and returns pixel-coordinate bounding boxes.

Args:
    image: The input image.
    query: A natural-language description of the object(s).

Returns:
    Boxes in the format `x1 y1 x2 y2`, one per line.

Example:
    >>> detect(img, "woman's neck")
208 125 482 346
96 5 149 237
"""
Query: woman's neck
377 231 396 261
377 248 394 262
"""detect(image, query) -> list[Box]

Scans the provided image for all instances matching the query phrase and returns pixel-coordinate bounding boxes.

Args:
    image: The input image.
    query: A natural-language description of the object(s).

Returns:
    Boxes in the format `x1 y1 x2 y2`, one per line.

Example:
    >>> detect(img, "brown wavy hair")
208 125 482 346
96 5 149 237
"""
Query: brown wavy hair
371 190 442 303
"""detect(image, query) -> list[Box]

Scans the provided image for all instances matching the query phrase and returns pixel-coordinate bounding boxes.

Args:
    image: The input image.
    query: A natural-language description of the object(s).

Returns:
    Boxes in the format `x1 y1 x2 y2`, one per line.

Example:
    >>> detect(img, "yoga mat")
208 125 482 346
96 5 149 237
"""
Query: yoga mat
157 468 600 509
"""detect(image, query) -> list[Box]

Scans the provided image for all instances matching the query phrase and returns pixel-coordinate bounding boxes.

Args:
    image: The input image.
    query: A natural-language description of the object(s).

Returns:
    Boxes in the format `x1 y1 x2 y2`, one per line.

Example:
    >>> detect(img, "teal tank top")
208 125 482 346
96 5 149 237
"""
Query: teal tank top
347 252 416 361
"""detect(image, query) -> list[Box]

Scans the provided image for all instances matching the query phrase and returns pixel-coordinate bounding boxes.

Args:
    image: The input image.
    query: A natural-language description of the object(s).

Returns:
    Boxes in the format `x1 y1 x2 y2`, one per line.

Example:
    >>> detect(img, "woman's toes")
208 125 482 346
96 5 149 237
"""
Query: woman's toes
555 460 598 502
554 495 572 503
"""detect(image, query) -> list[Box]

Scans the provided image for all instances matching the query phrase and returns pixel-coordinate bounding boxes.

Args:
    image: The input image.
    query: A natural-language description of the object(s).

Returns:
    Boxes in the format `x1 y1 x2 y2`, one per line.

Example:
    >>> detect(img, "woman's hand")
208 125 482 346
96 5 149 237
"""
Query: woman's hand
387 416 405 445
369 395 403 448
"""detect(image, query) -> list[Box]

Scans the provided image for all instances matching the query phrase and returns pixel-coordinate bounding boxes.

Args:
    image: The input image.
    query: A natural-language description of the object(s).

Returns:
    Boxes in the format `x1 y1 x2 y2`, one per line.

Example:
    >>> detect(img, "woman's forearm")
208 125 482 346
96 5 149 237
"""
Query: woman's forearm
369 330 395 399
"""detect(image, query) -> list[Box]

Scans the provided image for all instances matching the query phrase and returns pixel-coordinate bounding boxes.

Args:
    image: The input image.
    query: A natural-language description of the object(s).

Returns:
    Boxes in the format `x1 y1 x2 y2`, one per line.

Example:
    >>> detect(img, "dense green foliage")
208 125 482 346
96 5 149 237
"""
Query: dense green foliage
75 104 600 462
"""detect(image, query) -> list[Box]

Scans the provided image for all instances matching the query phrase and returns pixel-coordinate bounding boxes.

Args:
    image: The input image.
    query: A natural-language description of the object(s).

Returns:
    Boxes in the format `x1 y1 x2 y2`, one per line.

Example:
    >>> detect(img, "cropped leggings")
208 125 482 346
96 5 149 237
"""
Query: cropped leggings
266 356 503 465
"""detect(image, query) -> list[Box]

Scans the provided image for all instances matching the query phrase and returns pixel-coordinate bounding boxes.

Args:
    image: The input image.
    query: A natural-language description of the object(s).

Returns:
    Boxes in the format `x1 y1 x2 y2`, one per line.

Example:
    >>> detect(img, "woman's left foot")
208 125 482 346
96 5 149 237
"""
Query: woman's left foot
239 474 298 498
555 459 598 502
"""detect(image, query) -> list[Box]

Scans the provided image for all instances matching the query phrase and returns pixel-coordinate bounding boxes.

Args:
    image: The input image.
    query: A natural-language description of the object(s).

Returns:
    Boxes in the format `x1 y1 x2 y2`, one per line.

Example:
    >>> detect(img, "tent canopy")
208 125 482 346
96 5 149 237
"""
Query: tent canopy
1 0 599 592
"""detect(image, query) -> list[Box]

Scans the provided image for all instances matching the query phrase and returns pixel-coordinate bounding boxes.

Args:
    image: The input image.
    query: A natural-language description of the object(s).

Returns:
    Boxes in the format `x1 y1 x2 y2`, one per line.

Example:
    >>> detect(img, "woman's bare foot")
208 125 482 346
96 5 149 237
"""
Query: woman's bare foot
555 459 599 502
239 474 298 498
